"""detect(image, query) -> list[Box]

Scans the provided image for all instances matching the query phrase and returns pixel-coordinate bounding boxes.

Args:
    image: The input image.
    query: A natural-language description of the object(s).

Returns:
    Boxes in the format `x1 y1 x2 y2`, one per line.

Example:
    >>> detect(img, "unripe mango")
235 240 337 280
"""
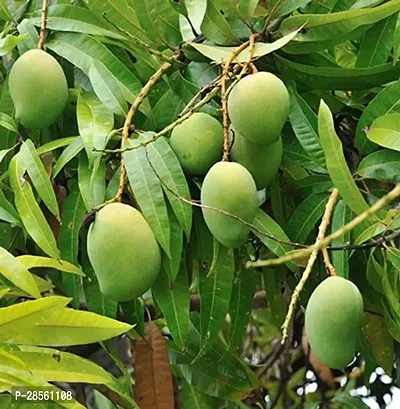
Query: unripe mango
9 49 68 129
227 72 289 145
230 127 282 190
305 276 364 370
170 112 223 175
87 203 161 302
201 161 257 248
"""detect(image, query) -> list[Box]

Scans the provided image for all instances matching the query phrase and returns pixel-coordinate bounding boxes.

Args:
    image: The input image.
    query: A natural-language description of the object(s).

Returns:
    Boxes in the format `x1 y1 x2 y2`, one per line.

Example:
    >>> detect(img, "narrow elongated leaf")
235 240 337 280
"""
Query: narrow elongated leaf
0 80 16 174
134 322 175 409
77 91 113 165
17 19 39 54
17 255 84 276
0 144 17 165
0 296 70 343
358 149 400 183
0 113 17 133
20 139 60 221
12 308 133 346
145 136 192 238
318 100 373 218
196 243 234 361
0 0 13 21
331 200 353 279
37 137 77 156
356 80 400 155
367 113 400 152
184 0 207 34
31 5 125 39
286 193 329 243
52 136 84 178
252 209 298 273
9 155 59 259
180 376 219 409
123 138 170 256
269 0 312 19
153 257 190 351
89 60 127 117
0 247 41 299
0 190 20 225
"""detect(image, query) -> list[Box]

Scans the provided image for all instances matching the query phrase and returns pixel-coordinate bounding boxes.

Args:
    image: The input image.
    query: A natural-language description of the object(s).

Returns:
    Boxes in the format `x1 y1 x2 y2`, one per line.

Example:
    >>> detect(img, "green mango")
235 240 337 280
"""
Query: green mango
201 161 257 248
230 127 282 190
305 276 364 370
170 112 224 175
227 72 289 145
9 49 68 129
87 203 161 302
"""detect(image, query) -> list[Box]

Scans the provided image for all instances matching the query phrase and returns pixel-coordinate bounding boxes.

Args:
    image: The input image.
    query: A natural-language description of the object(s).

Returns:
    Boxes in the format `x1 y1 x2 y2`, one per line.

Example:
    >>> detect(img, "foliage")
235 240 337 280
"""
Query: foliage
0 1 399 409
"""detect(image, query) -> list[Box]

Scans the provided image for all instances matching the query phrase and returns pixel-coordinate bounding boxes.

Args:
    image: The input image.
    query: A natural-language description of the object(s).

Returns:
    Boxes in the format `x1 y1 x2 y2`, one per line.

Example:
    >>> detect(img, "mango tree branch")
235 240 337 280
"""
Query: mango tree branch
37 0 48 50
247 184 400 269
281 188 340 343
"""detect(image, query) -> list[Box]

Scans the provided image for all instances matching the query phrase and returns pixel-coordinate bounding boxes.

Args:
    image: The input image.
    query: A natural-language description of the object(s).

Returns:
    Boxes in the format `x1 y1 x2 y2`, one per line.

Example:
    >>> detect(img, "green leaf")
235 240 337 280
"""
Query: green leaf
17 255 84 276
52 136 85 178
263 268 287 327
0 246 41 299
252 209 298 273
355 13 397 68
0 296 70 343
123 138 171 256
9 155 60 259
196 243 234 361
46 32 148 113
12 308 133 346
318 100 373 218
358 149 400 183
20 139 60 221
31 5 125 39
37 137 77 156
268 0 312 19
201 0 238 45
286 193 329 243
88 60 127 117
0 144 17 165
188 28 301 62
145 136 192 238
367 113 400 152
0 189 20 225
180 376 219 409
59 184 86 308
281 0 400 41
152 257 190 351
17 19 39 54
0 112 18 133
0 0 13 21
388 247 400 272
77 91 114 166
276 55 400 90
331 200 353 279
0 35 25 57
184 0 207 34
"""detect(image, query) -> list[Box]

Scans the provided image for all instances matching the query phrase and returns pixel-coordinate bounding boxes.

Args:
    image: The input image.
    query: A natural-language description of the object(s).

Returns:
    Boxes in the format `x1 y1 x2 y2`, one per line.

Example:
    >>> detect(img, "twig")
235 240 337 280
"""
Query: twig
322 248 336 276
246 184 400 269
281 189 340 343
37 0 48 50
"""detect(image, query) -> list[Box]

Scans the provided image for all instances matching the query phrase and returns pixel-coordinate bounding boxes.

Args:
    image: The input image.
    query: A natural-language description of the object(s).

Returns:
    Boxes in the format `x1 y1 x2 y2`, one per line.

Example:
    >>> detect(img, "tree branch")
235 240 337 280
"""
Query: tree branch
37 0 48 50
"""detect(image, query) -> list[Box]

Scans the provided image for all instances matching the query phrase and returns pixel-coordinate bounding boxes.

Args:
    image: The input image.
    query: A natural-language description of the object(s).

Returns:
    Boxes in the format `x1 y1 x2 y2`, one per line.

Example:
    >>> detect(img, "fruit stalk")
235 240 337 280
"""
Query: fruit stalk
37 0 48 50
281 188 340 344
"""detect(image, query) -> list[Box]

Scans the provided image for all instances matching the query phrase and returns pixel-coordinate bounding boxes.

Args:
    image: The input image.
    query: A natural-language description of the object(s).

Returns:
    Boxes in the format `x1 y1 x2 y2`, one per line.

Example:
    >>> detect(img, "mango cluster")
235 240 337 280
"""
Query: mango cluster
305 276 364 370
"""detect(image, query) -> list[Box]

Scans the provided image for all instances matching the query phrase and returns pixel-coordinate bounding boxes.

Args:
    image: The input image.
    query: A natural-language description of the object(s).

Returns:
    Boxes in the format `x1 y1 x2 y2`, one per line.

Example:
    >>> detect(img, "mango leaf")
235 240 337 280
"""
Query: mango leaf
388 248 400 272
276 55 400 90
9 155 60 259
37 137 77 156
356 80 400 155
268 0 312 19
46 32 148 113
263 268 287 327
0 190 20 226
196 243 234 361
0 296 70 343
354 221 386 245
77 91 113 166
20 139 60 221
31 5 125 39
17 255 84 276
0 0 13 21
52 136 84 178
152 257 190 351
286 193 329 243
89 60 127 117
331 200 353 279
188 28 301 63
358 149 400 183
12 308 133 346
367 113 400 152
287 82 326 169
17 19 39 54
366 252 384 294
280 0 400 41
201 0 238 45
0 247 41 299
355 14 397 68
252 209 298 273
0 144 17 165
180 376 220 409
0 112 17 133
123 138 170 256
184 0 207 34
318 100 374 218
145 136 192 238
